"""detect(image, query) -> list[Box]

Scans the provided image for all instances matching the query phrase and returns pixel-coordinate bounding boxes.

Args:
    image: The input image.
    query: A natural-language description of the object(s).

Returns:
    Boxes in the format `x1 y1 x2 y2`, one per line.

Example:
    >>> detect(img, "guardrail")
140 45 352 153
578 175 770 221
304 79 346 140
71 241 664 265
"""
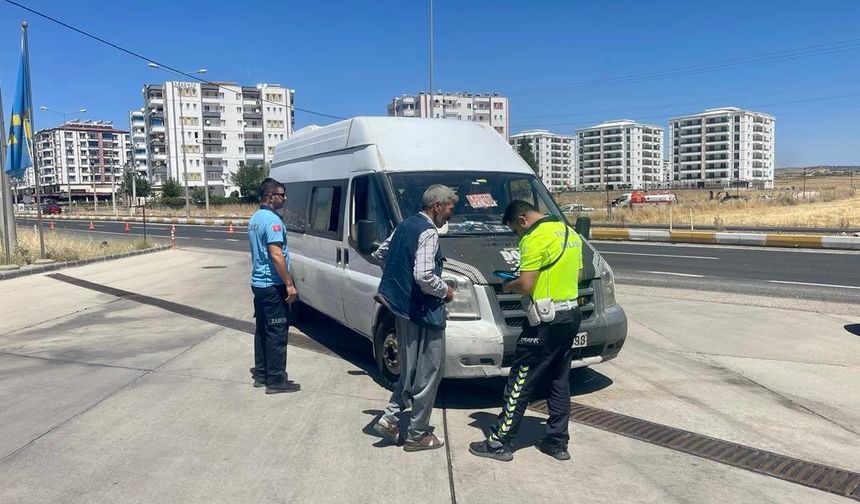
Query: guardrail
591 228 860 251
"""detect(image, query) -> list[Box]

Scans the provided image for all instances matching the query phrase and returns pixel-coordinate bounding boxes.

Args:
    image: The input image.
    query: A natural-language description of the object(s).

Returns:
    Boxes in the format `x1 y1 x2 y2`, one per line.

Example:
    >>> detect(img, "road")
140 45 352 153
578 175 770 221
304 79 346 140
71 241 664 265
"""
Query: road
17 217 860 304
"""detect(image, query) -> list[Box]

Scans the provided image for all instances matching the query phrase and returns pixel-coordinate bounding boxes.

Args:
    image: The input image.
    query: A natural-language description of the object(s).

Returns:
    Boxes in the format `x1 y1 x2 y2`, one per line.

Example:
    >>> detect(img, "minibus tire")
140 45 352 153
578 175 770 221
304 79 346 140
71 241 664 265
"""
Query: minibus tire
374 317 400 389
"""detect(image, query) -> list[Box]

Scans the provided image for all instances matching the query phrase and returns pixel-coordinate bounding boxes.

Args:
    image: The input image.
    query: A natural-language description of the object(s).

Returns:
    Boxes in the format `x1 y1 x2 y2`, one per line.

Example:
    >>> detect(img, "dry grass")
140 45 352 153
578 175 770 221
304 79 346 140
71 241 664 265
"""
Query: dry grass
557 176 859 229
2 229 157 266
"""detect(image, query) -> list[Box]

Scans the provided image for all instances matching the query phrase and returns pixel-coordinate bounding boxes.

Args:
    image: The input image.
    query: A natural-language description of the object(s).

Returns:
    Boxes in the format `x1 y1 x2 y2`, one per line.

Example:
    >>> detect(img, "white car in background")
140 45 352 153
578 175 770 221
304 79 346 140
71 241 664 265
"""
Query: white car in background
560 203 595 213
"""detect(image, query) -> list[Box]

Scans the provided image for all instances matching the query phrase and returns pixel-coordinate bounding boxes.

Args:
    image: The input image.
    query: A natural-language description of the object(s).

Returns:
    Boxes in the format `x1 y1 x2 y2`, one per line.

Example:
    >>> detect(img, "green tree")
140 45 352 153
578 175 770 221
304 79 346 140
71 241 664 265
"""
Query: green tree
231 162 270 202
161 178 182 198
191 186 207 203
517 140 539 175
120 172 151 198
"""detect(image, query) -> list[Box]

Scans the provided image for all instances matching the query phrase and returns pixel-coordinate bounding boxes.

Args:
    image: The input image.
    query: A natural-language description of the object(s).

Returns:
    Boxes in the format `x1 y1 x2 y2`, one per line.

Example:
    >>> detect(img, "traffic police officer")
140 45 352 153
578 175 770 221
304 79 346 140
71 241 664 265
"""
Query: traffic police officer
248 177 300 394
470 199 584 461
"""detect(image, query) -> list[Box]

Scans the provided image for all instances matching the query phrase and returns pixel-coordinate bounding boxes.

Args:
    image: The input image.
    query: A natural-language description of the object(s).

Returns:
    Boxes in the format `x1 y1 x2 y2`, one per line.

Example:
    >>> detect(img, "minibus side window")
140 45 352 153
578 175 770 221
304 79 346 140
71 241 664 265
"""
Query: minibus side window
507 177 550 215
349 175 393 248
283 182 310 233
308 184 345 238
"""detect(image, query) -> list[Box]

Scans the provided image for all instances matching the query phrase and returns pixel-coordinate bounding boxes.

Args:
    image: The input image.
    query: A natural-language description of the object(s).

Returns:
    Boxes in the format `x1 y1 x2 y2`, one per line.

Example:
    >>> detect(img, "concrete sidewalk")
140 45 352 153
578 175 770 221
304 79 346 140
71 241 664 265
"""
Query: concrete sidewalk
0 249 857 503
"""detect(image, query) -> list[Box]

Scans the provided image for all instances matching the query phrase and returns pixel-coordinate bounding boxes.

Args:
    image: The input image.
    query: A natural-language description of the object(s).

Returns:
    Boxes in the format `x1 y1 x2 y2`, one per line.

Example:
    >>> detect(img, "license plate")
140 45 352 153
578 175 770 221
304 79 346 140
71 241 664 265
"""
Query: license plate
573 332 587 348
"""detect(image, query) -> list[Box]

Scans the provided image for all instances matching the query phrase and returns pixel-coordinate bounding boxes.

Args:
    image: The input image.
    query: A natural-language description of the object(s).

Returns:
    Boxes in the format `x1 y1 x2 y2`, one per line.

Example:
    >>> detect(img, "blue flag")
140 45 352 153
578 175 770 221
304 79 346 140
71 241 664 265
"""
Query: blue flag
5 34 33 180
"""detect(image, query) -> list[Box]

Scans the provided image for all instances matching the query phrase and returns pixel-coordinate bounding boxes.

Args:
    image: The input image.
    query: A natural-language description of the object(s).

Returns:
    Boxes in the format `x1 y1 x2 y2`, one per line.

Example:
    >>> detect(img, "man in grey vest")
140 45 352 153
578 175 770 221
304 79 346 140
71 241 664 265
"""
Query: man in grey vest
371 184 457 452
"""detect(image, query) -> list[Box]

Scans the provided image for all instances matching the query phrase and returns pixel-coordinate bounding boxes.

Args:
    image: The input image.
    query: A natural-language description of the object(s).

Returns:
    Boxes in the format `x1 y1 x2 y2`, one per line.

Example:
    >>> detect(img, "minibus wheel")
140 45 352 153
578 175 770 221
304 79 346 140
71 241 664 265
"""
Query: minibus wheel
374 317 400 388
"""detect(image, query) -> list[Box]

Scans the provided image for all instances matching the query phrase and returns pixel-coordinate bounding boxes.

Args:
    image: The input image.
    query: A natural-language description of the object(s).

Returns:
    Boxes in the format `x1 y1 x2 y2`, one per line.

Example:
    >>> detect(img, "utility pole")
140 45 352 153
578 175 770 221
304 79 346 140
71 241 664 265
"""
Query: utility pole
0 87 17 264
802 167 807 198
429 0 433 100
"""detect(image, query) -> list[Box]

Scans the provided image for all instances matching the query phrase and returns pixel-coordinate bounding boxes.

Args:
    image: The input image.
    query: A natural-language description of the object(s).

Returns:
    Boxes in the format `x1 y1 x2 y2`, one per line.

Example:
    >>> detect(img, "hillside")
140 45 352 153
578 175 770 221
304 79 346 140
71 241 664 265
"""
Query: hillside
776 166 860 177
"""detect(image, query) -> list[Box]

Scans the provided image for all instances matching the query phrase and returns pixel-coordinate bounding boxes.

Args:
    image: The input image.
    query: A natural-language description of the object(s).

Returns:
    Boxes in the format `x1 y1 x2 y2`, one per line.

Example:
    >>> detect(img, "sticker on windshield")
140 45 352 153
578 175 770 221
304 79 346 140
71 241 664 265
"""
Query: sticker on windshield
466 193 498 208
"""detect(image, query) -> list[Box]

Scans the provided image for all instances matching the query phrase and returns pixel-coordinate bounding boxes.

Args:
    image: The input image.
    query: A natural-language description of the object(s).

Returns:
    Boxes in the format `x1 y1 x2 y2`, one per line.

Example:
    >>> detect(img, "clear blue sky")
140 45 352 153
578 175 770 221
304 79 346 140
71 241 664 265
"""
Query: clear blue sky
1 0 858 167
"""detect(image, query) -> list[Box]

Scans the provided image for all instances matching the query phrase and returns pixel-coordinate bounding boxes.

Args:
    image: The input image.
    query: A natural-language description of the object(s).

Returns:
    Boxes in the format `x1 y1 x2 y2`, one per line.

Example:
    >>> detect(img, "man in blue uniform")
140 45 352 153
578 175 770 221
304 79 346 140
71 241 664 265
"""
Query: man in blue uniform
248 178 300 394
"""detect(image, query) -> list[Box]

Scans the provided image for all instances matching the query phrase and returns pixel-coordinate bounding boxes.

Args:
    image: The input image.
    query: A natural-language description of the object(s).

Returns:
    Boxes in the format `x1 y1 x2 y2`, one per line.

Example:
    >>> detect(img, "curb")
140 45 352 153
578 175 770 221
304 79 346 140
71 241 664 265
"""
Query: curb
17 213 248 227
591 228 860 251
0 245 172 281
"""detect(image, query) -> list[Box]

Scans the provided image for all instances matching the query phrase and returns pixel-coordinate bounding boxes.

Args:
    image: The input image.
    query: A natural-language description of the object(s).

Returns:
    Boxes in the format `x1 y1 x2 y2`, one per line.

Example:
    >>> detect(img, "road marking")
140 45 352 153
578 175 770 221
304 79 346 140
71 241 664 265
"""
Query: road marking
767 280 860 290
202 238 215 241
602 251 719 260
226 238 239 242
641 270 705 278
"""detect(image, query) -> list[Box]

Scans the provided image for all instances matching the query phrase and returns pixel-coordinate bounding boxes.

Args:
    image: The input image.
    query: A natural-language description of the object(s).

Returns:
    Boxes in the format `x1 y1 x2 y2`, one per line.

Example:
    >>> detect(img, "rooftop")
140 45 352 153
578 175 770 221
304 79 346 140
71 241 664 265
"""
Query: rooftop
669 107 776 121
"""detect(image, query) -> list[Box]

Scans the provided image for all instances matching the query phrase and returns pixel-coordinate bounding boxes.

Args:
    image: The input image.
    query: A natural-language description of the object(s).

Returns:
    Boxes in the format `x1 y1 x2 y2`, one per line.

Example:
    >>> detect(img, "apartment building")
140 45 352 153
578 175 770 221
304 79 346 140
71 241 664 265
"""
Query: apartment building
129 110 148 176
142 81 294 194
575 120 665 190
28 120 130 199
669 107 775 189
509 130 576 192
388 92 509 139
662 159 672 188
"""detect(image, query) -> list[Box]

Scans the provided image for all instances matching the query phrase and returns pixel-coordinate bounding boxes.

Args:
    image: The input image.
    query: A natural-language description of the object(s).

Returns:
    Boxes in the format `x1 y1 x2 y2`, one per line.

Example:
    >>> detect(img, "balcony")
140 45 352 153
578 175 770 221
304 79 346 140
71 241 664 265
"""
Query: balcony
244 138 264 147
202 138 222 146
203 120 223 130
202 109 221 119
243 111 262 120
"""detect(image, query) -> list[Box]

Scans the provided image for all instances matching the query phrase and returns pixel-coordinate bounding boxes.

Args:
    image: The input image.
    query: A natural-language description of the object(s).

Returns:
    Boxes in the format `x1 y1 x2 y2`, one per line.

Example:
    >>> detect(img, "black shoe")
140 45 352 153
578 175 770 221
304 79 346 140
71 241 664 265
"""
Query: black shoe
253 379 265 388
469 440 513 462
265 380 301 394
537 439 570 461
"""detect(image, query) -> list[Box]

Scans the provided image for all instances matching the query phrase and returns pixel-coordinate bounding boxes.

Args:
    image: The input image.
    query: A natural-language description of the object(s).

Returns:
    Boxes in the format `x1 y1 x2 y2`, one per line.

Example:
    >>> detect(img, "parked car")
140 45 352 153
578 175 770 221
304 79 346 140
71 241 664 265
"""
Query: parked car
271 117 627 386
560 203 595 213
42 203 62 215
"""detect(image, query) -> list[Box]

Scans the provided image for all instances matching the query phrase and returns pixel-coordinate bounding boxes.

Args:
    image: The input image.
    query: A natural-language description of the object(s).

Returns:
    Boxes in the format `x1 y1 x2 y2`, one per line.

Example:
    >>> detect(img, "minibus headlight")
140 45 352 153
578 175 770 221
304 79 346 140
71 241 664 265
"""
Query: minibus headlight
442 270 481 319
597 257 617 307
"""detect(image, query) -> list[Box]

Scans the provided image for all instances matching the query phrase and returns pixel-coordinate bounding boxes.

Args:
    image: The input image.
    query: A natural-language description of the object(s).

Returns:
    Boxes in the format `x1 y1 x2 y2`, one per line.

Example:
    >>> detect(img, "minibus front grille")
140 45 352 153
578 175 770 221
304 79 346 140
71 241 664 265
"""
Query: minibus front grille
493 279 596 330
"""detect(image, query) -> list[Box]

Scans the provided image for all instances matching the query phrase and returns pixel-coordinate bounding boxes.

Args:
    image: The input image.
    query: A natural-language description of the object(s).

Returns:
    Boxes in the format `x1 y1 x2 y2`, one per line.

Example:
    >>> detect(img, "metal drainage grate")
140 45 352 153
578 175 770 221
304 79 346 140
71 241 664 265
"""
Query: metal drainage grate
48 273 335 357
529 400 860 500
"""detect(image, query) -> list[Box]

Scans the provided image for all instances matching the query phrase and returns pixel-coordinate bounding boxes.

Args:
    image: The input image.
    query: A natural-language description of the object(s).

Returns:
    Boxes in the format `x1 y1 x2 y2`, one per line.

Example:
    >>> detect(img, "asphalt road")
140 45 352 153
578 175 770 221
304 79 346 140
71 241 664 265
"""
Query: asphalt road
16 217 860 303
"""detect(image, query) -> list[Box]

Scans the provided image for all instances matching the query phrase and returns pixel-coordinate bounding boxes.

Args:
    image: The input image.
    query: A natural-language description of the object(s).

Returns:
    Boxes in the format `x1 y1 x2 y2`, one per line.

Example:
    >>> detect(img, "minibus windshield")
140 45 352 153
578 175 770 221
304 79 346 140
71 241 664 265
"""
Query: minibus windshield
386 171 562 236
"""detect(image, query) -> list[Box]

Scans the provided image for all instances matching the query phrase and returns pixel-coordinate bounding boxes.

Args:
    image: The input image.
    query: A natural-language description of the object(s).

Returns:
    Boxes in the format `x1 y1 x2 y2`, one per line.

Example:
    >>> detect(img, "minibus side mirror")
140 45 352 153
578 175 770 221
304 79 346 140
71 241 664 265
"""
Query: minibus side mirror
574 216 591 239
357 220 379 255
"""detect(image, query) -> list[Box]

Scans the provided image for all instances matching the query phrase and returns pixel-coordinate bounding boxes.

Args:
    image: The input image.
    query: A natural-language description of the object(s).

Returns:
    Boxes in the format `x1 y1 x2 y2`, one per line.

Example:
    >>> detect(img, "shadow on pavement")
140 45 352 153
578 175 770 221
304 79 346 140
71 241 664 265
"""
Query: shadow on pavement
844 324 860 337
441 367 614 411
294 305 615 410
467 411 549 451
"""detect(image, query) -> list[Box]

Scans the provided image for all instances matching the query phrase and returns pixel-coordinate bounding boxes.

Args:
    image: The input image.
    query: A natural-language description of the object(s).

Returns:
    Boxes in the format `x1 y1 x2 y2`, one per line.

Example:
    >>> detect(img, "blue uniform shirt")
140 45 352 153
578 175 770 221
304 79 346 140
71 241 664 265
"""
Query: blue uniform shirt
248 206 290 288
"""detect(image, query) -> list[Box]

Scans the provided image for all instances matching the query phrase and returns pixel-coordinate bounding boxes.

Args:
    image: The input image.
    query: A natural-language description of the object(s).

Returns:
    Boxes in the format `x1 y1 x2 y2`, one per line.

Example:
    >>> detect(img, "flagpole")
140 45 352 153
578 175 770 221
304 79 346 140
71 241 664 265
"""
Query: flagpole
22 22 46 259
0 88 16 265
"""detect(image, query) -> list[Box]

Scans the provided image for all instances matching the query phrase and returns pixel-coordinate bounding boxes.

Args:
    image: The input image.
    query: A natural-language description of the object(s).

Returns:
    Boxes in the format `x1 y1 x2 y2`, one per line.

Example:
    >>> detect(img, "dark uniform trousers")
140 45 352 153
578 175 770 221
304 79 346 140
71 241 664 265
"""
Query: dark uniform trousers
252 284 289 385
488 307 582 448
